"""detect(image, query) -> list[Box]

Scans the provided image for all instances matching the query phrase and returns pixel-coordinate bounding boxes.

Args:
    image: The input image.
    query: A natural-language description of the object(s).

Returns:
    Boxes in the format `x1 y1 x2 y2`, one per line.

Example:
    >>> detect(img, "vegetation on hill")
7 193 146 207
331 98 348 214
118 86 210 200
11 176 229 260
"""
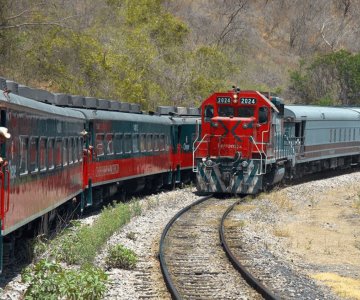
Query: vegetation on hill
1 0 360 106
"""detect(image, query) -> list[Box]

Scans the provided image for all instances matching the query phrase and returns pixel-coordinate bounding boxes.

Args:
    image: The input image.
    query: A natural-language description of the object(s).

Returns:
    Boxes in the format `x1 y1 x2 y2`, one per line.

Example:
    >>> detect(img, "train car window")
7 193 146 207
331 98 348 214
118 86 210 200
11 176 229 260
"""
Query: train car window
96 134 105 156
39 138 47 171
159 134 165 151
329 129 332 143
105 134 114 155
30 137 39 173
146 134 153 152
114 134 123 154
204 105 214 122
218 106 234 117
19 136 29 175
140 134 146 152
68 138 74 165
55 139 62 167
348 128 351 141
259 107 269 124
124 134 132 153
63 138 68 166
239 107 255 118
48 138 55 170
334 129 337 142
78 137 84 161
154 134 159 151
132 134 139 153
74 138 78 163
353 128 356 141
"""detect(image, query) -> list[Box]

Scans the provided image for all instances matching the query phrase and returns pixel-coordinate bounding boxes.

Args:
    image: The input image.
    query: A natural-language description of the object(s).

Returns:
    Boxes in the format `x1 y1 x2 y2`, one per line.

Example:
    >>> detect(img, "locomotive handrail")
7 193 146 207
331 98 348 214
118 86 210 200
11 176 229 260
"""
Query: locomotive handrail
192 121 202 172
249 136 267 175
192 133 214 172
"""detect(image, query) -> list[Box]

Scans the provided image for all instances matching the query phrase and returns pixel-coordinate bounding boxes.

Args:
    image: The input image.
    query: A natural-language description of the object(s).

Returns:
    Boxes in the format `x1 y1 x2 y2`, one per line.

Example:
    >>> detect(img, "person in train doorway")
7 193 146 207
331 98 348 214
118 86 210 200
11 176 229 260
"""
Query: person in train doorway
0 126 11 167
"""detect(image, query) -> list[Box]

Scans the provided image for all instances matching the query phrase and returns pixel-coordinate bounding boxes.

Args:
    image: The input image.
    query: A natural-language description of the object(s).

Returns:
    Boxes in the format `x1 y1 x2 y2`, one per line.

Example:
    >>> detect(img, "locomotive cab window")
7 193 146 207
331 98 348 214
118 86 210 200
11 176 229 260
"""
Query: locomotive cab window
239 107 255 118
204 105 214 122
258 107 269 124
218 106 234 117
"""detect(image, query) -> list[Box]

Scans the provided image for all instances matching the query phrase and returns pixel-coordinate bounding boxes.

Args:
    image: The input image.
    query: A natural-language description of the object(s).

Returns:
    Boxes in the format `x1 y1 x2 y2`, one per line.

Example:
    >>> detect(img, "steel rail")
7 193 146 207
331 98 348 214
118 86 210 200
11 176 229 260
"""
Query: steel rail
219 200 280 300
159 194 213 300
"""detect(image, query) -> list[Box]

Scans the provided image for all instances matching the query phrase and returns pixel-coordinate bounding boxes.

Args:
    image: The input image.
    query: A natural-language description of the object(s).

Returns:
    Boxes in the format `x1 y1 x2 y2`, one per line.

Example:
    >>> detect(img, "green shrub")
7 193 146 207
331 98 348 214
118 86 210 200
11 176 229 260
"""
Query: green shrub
53 202 132 265
106 245 137 270
22 259 108 299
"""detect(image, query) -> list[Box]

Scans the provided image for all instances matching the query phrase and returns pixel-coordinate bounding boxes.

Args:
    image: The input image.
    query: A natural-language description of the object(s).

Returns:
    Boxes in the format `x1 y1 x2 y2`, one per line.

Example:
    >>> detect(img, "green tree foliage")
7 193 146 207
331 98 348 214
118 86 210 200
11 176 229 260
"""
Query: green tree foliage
0 0 245 109
289 50 360 105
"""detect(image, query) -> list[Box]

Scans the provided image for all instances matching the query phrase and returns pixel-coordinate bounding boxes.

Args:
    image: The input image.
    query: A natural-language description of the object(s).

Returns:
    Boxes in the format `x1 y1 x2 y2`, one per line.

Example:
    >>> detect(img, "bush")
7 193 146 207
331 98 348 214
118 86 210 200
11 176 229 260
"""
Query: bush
53 202 132 265
22 259 108 299
106 245 137 270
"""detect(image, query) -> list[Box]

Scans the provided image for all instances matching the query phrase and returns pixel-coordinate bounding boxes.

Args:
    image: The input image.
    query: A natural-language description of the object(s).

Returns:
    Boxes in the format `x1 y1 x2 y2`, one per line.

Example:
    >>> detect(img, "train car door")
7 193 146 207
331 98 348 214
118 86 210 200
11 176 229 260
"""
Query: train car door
0 109 10 273
171 124 181 183
82 122 93 208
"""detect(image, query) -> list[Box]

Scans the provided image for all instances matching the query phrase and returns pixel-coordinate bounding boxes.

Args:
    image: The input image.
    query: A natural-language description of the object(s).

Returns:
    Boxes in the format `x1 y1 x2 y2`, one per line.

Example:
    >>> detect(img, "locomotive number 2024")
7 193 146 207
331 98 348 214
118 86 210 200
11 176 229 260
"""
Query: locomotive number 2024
240 98 257 104
216 97 232 104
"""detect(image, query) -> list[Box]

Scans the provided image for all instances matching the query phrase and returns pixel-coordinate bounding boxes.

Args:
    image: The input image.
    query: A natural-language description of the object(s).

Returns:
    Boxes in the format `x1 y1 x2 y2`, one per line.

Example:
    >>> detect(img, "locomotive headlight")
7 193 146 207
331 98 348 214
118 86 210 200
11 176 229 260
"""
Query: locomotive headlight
233 94 238 104
205 159 213 167
202 158 206 162
241 160 248 168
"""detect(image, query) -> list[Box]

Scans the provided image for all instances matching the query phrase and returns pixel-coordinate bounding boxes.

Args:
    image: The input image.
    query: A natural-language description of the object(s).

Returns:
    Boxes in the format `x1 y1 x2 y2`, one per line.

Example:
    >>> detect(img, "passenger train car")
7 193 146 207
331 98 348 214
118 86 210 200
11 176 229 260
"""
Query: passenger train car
0 78 199 273
194 87 360 194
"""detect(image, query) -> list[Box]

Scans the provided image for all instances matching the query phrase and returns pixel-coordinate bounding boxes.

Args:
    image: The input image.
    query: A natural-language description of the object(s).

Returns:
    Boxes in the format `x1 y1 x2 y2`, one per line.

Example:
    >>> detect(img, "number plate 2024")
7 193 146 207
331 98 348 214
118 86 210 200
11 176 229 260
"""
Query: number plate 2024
240 98 257 104
216 97 231 104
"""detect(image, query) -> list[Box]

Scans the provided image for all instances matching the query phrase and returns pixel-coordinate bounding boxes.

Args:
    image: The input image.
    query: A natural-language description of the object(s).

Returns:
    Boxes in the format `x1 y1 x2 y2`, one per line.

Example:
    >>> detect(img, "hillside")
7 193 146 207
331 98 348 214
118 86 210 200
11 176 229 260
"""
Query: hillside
1 0 360 107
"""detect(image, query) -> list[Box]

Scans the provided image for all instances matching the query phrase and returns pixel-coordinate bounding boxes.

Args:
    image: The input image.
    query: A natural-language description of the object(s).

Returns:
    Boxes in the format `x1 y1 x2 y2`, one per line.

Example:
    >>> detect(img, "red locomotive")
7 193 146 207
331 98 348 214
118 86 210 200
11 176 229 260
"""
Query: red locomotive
194 86 360 195
194 87 291 194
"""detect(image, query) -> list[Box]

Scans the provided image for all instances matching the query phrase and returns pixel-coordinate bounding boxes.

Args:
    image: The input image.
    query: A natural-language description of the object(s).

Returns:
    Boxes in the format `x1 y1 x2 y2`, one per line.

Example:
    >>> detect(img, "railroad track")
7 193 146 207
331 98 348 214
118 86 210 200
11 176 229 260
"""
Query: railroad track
221 200 334 300
159 196 270 299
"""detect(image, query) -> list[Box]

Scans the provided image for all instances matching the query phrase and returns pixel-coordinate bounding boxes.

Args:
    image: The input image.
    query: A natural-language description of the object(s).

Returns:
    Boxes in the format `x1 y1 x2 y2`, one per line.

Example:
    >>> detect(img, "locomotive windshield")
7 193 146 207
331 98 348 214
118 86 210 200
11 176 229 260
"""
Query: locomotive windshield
218 106 234 117
238 107 254 118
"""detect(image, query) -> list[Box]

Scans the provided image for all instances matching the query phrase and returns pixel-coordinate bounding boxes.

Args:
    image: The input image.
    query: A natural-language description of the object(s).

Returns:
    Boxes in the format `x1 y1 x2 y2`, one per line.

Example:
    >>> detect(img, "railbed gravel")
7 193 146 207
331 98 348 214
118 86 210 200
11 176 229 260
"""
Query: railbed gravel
1 172 360 299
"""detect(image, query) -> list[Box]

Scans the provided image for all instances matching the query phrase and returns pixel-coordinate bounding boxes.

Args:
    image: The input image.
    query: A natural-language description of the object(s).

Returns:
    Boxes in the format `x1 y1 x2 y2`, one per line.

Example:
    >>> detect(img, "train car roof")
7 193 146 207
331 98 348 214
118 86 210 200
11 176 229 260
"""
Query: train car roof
0 92 85 120
284 105 360 121
72 108 174 125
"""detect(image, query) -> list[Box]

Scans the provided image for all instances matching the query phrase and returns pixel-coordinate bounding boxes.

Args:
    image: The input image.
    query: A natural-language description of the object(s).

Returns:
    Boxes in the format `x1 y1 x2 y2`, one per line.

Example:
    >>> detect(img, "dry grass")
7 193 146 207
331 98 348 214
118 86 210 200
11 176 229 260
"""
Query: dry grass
273 226 290 238
259 190 293 211
311 273 360 300
224 219 246 229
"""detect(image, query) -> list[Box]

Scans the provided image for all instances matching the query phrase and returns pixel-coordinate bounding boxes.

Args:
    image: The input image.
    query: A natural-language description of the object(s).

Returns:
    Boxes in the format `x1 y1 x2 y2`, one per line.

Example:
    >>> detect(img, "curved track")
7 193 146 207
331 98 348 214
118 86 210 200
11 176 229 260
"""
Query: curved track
159 196 264 299
220 200 279 300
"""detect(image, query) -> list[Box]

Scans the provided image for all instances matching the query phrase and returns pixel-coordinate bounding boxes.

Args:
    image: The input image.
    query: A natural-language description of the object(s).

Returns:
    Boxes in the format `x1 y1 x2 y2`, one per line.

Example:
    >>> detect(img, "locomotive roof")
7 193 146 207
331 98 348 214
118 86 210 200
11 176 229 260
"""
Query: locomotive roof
0 92 85 120
284 105 360 121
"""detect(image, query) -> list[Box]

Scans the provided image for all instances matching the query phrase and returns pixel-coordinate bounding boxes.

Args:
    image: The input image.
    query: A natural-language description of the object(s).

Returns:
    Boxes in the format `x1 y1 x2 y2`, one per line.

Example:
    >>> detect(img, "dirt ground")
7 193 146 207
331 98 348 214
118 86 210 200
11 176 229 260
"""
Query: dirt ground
284 186 360 299
242 178 360 300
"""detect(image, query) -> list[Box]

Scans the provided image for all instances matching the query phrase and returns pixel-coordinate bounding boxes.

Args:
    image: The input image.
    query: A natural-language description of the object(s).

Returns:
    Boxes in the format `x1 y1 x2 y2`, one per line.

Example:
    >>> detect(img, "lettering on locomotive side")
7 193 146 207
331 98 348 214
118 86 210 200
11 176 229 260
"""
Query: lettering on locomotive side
240 98 257 104
95 164 120 177
216 97 232 104
219 144 242 149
